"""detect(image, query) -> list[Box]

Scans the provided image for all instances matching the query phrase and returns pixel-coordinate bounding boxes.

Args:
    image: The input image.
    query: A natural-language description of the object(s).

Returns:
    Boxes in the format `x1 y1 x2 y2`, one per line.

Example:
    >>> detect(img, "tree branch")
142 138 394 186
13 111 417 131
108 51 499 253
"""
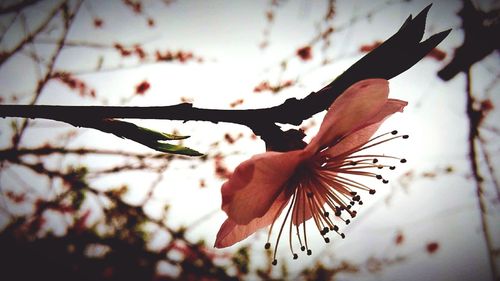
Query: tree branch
0 5 450 152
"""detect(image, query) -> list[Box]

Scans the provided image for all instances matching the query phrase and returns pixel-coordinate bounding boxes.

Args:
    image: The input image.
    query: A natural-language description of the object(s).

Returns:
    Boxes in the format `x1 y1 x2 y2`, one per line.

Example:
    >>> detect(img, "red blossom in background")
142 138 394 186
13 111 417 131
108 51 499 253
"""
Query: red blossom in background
426 242 439 254
480 99 494 113
113 43 132 57
113 43 147 60
147 18 155 27
395 232 404 245
113 43 203 63
297 46 313 61
229 99 244 108
123 0 142 14
223 133 243 144
52 71 96 98
253 79 294 93
427 48 447 61
214 154 232 180
73 210 92 233
93 18 103 28
155 50 200 63
6 190 26 203
135 80 151 95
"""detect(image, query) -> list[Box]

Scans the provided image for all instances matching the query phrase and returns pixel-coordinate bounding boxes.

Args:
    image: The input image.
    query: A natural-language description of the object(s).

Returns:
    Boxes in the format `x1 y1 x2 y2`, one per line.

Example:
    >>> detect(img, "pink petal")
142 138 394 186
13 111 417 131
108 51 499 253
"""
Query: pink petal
221 150 308 225
321 98 407 158
215 191 290 248
307 79 389 154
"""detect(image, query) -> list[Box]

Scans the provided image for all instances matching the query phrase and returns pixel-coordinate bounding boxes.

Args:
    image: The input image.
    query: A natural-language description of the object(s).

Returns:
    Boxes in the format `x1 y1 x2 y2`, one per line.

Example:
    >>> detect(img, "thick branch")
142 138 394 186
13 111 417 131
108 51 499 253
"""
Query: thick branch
0 5 450 152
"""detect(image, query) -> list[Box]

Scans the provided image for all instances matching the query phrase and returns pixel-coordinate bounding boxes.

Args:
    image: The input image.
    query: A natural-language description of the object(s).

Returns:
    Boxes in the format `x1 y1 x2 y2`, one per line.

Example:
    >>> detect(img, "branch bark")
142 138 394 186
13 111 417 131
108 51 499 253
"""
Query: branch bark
0 5 450 152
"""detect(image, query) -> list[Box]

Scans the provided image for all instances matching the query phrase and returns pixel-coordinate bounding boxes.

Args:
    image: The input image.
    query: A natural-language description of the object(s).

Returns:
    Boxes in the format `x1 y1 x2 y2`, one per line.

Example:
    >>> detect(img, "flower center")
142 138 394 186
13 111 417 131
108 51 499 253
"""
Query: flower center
265 130 409 265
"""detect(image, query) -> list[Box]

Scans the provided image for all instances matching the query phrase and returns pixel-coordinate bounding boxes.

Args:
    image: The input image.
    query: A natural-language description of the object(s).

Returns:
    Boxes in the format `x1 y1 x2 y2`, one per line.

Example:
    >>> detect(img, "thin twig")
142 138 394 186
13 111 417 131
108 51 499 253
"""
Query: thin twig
466 69 498 281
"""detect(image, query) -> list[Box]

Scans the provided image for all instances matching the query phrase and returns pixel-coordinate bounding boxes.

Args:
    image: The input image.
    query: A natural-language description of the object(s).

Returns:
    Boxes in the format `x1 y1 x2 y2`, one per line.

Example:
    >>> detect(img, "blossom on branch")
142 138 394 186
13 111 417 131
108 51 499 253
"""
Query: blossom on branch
214 79 409 264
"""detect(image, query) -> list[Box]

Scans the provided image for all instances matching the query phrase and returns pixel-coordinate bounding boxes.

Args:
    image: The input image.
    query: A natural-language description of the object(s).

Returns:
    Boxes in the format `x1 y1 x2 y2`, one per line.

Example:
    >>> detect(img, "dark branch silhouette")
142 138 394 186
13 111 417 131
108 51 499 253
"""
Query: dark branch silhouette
438 0 500 81
0 5 450 153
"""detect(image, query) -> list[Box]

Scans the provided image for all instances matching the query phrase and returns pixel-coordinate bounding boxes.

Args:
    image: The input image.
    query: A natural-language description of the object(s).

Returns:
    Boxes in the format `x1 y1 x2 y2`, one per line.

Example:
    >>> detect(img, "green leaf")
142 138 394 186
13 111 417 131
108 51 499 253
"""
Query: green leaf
136 126 190 141
89 119 203 156
152 142 204 156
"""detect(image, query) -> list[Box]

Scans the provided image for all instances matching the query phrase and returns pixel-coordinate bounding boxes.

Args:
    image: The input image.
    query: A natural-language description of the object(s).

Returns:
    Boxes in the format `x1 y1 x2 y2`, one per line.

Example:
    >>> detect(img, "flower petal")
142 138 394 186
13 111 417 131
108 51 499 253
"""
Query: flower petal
307 79 389 154
215 191 290 248
322 98 408 158
221 150 307 224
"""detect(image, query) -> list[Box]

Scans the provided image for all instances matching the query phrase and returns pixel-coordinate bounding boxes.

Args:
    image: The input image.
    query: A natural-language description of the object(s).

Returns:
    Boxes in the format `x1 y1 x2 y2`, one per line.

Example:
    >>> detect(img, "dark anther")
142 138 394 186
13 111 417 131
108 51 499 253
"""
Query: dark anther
346 205 352 210
324 237 330 243
403 135 409 139
301 246 305 251
307 249 312 256
293 254 298 260
391 130 398 135
378 165 383 169
373 158 379 163
341 233 346 239
272 259 278 266
376 175 382 179
359 201 363 205
369 189 376 195
390 166 396 170
400 159 407 163
350 201 354 205
383 179 389 184
345 219 351 225
353 195 361 201
351 161 357 166
307 192 313 198
351 211 357 217
324 211 329 217
323 227 329 234
350 191 357 196
265 243 271 249
333 225 339 232
335 210 341 216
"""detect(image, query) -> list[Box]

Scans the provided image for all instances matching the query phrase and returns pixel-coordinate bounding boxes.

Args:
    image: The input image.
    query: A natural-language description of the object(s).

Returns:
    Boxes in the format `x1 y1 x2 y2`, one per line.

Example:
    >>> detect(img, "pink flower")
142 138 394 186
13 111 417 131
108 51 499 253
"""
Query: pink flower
214 79 408 264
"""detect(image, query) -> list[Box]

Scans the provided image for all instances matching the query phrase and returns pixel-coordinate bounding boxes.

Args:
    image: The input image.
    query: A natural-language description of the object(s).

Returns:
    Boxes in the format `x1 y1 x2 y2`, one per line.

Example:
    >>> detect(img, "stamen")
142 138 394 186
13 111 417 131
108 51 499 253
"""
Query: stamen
271 190 296 265
263 130 407 264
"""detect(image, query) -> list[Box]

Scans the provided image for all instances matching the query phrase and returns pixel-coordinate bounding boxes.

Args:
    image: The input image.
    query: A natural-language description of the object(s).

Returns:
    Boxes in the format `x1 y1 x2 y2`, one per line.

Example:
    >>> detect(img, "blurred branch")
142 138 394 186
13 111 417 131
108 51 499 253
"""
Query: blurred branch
10 0 83 153
465 69 498 281
0 147 171 159
0 0 42 15
0 5 450 153
438 0 500 81
477 137 500 202
0 1 66 66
